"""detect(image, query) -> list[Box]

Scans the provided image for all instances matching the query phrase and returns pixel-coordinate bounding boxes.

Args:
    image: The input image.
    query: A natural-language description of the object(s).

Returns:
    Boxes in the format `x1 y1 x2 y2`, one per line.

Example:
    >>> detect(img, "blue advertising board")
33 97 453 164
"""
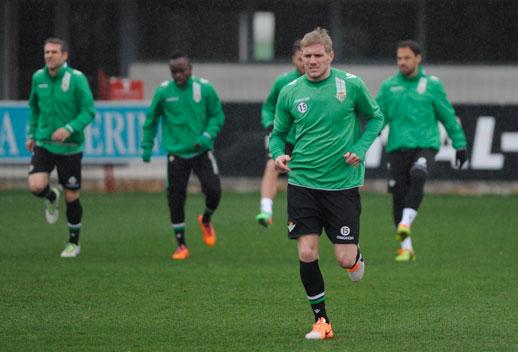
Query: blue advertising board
2 101 517 179
0 102 164 163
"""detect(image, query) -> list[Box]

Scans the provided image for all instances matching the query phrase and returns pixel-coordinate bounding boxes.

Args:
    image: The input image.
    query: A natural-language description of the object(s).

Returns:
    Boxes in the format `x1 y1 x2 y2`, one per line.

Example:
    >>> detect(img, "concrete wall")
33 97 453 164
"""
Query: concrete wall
130 63 518 104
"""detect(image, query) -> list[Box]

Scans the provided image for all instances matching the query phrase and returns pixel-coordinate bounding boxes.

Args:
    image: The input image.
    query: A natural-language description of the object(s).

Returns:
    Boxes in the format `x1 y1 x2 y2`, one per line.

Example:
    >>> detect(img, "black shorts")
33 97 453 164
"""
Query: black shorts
29 146 83 190
167 151 221 194
387 148 437 193
287 184 361 244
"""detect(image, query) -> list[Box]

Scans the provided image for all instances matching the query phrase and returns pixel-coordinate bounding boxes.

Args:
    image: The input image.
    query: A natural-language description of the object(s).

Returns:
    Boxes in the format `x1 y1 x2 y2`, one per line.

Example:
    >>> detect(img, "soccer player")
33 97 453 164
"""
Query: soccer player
376 40 468 262
270 28 384 340
26 37 95 258
256 39 304 227
141 51 225 261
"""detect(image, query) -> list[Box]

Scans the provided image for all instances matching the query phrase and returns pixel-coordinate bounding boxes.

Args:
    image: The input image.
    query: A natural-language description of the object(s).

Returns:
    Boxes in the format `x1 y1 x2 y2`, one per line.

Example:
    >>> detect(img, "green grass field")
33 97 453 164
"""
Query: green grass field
1 190 517 351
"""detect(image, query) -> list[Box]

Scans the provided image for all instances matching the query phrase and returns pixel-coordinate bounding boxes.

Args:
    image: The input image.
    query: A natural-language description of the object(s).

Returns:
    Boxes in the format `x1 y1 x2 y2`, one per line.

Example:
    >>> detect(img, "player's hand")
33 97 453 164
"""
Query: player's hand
26 139 35 152
194 134 211 150
51 128 71 143
142 149 152 163
344 152 360 166
455 149 468 169
274 155 291 173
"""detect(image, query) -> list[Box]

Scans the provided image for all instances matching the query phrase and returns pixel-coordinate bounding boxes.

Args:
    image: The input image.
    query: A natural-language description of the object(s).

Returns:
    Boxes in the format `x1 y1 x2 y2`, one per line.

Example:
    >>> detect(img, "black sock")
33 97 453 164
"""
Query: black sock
300 260 329 323
46 188 57 202
33 185 56 202
202 208 214 223
173 224 186 246
66 199 83 244
352 247 362 267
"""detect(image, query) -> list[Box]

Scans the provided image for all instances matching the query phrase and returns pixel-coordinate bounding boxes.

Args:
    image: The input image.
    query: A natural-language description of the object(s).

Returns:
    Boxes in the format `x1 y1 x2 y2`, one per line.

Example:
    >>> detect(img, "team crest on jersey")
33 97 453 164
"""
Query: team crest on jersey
417 77 428 94
193 82 201 102
61 72 71 92
296 102 308 113
335 77 346 102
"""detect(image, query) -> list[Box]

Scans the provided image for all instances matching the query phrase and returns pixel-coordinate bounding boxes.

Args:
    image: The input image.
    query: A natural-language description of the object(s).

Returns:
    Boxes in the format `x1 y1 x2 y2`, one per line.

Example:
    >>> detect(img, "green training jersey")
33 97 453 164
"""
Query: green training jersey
142 76 225 159
261 69 302 144
28 63 95 154
270 68 384 190
376 66 467 153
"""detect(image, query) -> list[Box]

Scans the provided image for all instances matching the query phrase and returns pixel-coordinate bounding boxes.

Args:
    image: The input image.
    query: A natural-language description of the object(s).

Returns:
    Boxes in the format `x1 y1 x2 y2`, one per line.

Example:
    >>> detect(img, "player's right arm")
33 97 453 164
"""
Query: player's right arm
141 86 164 162
27 74 39 151
260 81 280 131
375 81 390 129
269 87 293 172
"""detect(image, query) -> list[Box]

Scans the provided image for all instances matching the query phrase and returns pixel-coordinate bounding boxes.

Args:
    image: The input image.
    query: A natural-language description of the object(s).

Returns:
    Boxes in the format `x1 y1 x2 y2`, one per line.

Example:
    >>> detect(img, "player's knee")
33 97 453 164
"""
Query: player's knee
410 165 427 184
64 189 79 203
299 248 318 263
204 184 221 201
336 246 359 269
337 255 356 269
30 184 48 197
167 188 186 203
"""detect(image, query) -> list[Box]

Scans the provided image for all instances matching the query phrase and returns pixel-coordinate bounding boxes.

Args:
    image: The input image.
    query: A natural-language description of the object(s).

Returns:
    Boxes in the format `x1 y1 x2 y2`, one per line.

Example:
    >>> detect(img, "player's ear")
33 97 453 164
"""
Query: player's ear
329 50 335 63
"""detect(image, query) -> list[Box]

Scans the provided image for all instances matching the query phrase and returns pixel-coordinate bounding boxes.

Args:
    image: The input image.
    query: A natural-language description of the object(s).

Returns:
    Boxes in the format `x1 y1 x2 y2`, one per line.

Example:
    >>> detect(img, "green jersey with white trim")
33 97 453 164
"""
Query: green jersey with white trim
142 76 225 159
28 63 95 154
261 69 302 144
270 68 384 190
376 66 467 153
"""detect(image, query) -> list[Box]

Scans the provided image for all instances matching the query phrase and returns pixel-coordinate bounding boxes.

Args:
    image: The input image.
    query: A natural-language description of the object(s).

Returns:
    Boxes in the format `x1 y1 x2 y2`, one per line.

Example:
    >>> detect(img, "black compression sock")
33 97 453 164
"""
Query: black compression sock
202 208 214 223
66 199 82 244
300 260 330 323
173 224 186 246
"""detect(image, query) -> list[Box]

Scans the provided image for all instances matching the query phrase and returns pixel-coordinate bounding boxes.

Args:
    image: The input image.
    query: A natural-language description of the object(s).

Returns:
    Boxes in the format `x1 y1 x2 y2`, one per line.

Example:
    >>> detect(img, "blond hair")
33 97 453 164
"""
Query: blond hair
300 27 333 53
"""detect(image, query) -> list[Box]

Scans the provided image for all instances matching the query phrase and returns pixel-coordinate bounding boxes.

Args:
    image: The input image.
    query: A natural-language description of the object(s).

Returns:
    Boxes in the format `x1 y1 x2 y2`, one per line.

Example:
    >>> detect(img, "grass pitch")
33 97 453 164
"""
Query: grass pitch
1 190 517 351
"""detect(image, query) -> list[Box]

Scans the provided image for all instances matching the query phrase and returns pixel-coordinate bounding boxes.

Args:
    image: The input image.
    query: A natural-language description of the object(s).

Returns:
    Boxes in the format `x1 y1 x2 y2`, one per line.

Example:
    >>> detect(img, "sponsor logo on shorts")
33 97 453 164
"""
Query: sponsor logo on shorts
337 226 353 240
68 176 77 185
287 221 296 232
29 164 34 172
416 157 427 166
169 155 175 162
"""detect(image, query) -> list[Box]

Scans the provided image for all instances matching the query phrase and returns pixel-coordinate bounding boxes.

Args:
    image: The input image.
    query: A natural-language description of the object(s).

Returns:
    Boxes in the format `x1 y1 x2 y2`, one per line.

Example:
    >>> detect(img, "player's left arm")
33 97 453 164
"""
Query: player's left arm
432 79 467 150
65 73 96 134
195 84 225 150
27 75 40 150
432 79 468 168
349 78 385 161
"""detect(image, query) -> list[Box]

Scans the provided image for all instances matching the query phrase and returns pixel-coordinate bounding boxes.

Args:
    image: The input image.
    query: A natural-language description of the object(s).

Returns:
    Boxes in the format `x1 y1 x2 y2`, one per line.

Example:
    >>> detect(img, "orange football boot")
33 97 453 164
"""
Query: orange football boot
304 317 334 340
197 215 216 247
171 245 189 260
